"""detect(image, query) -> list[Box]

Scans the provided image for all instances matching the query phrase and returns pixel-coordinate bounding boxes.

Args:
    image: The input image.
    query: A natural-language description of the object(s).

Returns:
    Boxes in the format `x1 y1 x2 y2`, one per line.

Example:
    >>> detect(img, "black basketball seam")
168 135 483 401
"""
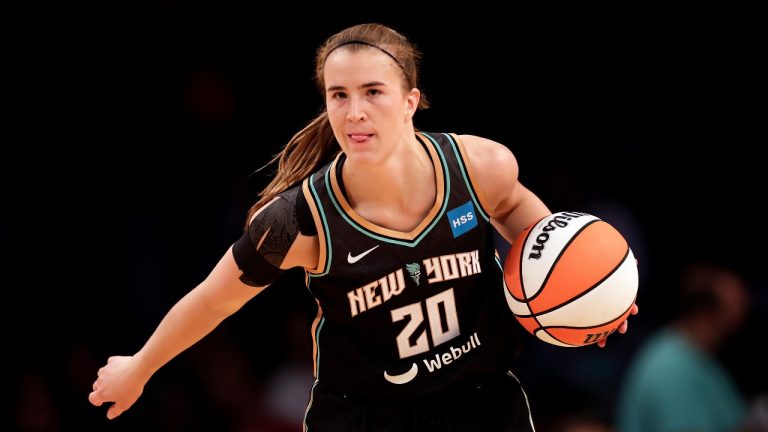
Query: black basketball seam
518 216 564 345
537 299 636 331
526 218 601 303
508 219 553 342
533 328 578 347
510 223 539 303
532 297 634 347
516 246 631 318
515 216 626 347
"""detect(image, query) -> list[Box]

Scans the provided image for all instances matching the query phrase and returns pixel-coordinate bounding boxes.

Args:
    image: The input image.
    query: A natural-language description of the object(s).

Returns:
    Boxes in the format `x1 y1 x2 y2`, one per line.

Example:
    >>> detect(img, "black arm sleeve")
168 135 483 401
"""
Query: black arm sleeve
233 232 286 287
232 186 305 287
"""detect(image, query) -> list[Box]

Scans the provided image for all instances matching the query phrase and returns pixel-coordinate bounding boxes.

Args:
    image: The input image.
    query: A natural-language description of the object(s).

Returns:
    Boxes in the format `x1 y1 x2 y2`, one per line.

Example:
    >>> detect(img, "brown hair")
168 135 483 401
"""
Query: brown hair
246 23 428 225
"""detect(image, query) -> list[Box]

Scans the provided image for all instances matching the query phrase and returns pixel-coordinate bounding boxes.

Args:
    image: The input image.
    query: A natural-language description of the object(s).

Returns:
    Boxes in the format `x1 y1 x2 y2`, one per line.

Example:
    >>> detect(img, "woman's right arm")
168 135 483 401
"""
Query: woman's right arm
88 247 266 419
89 194 320 419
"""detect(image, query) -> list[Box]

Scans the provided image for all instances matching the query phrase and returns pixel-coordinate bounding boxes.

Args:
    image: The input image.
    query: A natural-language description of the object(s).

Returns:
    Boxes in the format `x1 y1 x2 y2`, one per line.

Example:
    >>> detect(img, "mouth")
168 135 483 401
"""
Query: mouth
348 133 374 143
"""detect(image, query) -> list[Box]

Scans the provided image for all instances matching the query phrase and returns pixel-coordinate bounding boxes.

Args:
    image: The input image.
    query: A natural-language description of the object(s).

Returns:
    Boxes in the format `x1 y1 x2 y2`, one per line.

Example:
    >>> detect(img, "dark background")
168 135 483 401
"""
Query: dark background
5 4 766 431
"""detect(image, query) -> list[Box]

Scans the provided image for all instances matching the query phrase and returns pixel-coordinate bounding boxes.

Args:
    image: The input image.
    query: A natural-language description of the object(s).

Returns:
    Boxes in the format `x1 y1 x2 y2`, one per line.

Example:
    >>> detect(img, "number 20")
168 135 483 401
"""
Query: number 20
390 288 460 359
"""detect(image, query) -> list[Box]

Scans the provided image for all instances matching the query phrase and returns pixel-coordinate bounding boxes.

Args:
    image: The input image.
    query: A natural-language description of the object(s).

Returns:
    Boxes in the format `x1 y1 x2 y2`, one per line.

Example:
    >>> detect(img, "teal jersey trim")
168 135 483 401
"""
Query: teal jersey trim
325 136 451 247
303 380 319 432
443 133 491 222
308 172 332 277
315 317 325 378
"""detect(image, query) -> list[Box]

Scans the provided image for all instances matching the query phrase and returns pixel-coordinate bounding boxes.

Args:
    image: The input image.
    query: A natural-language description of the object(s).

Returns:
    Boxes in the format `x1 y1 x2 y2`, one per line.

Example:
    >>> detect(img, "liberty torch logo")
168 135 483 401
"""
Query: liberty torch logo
406 263 421 286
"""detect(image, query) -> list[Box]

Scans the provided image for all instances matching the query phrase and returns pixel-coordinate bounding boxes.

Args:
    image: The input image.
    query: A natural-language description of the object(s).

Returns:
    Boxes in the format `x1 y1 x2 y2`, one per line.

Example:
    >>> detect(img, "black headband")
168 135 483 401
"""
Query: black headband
326 40 405 70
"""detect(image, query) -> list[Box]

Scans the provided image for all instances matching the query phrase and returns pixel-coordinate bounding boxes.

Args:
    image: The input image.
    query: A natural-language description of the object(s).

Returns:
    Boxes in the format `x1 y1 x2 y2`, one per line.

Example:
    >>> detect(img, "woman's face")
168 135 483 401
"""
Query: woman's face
323 47 420 166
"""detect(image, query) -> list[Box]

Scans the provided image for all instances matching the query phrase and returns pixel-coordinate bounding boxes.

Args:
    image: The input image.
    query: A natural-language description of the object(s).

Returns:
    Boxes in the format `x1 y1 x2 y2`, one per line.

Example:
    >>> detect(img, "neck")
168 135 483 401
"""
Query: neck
675 317 721 352
343 131 433 208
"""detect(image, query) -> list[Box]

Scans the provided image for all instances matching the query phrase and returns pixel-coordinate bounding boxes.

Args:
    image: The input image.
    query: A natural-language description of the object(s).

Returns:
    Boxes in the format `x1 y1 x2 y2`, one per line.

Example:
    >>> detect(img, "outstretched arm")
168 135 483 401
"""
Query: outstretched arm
88 247 265 419
90 190 320 419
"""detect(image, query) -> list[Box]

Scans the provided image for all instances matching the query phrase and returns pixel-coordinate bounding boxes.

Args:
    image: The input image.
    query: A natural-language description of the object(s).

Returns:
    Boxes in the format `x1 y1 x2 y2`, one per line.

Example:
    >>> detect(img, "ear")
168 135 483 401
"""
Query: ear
405 88 421 119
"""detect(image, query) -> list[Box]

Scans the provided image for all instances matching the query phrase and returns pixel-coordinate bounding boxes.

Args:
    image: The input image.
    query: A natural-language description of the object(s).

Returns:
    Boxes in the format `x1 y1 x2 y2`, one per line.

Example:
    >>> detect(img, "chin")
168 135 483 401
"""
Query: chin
344 151 382 166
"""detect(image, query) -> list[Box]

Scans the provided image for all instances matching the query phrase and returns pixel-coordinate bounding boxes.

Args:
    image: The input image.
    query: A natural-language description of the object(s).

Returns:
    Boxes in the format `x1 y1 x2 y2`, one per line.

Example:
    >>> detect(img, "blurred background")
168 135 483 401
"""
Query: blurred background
4 3 766 431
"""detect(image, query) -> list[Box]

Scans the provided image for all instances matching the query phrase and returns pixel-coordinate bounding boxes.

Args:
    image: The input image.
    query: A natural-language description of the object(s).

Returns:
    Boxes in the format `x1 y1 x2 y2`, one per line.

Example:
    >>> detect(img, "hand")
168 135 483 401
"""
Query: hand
597 303 639 348
88 355 147 419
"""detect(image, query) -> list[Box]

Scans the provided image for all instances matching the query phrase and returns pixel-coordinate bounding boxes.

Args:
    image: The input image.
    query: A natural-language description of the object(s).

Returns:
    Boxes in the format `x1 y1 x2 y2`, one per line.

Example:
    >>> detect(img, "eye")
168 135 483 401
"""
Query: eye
367 88 381 96
331 91 348 100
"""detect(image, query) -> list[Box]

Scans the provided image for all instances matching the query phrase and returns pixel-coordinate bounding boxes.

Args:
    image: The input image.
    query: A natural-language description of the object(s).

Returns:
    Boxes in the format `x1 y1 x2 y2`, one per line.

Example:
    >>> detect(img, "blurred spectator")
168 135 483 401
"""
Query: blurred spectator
617 262 748 432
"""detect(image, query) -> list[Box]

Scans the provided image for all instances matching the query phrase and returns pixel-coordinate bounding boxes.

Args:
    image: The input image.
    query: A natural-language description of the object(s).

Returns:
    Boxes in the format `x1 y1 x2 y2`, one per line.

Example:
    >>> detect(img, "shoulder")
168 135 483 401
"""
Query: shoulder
456 134 519 210
248 184 301 225
457 135 519 176
242 184 319 271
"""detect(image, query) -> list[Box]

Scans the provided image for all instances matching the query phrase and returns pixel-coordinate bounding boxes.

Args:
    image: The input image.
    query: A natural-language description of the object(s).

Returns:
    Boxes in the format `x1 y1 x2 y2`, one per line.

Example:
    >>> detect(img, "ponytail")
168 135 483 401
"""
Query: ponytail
246 111 337 227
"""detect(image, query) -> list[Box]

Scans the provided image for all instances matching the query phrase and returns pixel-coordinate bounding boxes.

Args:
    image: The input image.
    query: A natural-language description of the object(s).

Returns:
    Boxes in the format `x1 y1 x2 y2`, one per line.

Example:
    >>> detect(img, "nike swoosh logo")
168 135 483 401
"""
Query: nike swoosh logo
347 245 379 264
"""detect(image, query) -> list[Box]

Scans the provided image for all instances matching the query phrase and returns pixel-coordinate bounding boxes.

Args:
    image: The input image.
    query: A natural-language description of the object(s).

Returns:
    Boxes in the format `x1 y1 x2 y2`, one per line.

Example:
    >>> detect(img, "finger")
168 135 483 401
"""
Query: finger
597 338 606 348
631 304 639 315
108 356 117 364
92 379 98 391
98 366 105 376
618 320 628 334
89 391 104 407
107 403 124 420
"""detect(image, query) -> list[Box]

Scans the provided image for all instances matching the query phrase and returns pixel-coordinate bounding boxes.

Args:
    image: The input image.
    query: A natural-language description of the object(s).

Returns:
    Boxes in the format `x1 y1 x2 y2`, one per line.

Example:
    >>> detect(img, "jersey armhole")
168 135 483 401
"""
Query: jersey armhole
302 179 330 275
295 187 318 236
449 133 493 220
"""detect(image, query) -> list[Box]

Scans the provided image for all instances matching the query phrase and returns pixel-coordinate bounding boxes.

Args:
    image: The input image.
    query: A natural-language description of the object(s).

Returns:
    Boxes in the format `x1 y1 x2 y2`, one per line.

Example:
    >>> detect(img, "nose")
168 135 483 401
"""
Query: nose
345 96 367 123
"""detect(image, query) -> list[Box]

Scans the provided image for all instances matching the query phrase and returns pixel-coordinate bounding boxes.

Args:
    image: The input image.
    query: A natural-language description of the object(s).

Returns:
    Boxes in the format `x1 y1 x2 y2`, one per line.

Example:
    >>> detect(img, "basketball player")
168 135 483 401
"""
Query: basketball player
89 23 638 431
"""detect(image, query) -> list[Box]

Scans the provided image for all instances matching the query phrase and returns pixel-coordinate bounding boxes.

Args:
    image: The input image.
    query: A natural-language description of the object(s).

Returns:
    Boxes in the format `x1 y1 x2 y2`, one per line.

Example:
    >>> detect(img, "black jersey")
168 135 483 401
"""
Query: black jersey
300 132 521 398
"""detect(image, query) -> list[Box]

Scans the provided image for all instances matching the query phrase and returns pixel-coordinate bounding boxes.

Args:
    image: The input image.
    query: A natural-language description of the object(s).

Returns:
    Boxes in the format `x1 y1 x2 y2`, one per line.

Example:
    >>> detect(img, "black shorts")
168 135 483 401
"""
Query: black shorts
303 371 535 432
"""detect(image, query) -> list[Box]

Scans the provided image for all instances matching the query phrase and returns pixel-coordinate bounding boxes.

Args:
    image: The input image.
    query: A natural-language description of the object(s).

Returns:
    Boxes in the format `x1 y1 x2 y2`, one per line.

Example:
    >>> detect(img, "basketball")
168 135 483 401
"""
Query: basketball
503 211 638 347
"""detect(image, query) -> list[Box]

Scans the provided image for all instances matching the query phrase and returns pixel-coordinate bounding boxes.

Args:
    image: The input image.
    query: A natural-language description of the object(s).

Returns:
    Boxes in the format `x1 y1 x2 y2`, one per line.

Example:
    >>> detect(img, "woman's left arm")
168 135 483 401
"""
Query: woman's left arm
459 134 551 243
459 134 637 347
